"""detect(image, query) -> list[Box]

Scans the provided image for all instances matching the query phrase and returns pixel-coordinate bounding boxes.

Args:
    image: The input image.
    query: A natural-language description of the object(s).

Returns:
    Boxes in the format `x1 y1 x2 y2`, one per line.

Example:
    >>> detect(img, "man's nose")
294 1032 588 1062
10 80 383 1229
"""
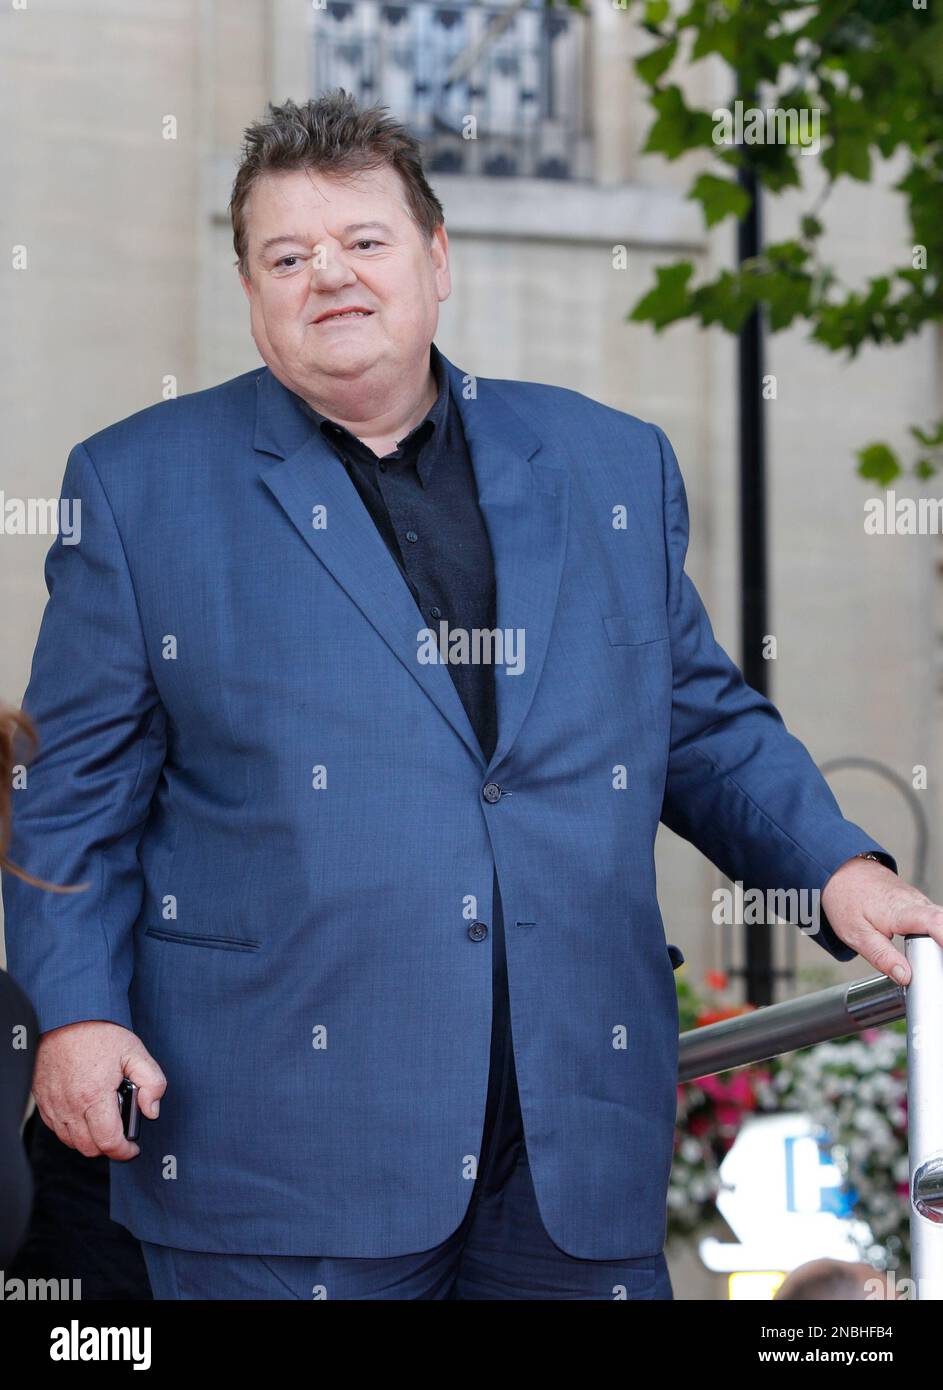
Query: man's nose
308 243 357 291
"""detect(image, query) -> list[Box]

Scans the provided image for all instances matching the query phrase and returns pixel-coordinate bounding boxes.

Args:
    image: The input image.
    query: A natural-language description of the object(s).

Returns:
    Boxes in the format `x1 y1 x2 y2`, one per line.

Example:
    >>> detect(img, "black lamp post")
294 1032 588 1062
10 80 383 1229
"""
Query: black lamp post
737 152 775 1007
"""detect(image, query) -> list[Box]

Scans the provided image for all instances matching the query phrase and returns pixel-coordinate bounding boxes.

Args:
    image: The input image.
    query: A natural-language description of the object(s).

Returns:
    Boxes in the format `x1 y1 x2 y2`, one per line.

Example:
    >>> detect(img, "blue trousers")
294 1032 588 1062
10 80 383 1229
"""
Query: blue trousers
140 875 673 1300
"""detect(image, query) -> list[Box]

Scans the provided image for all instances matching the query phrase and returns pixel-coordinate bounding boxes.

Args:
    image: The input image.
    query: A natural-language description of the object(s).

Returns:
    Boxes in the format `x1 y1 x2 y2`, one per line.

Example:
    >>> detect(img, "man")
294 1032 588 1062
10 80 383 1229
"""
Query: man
3 91 940 1301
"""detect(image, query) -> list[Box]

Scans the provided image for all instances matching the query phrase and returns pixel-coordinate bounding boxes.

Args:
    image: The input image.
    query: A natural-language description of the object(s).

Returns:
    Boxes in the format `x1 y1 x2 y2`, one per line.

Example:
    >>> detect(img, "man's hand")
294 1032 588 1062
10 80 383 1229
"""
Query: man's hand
820 857 943 986
32 1020 166 1161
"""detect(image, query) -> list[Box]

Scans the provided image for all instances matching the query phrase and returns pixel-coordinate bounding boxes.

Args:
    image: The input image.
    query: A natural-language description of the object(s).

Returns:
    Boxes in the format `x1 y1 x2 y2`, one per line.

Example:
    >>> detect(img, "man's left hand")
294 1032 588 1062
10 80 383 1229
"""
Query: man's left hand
820 857 943 986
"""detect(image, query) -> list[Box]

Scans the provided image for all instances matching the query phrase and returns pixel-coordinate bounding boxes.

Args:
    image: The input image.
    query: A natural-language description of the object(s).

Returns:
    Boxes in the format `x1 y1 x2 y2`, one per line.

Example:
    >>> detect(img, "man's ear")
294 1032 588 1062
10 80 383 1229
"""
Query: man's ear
432 225 451 303
238 270 252 302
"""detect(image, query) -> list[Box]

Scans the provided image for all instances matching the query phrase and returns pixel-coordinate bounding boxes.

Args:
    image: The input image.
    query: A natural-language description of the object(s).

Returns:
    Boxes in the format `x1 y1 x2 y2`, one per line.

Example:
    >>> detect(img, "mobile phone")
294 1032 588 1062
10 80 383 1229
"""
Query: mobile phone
117 1077 141 1142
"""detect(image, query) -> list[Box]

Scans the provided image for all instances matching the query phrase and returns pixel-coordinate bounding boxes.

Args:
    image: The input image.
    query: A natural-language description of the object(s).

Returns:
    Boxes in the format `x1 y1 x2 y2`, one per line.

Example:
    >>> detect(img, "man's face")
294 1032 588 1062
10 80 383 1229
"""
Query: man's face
238 164 450 399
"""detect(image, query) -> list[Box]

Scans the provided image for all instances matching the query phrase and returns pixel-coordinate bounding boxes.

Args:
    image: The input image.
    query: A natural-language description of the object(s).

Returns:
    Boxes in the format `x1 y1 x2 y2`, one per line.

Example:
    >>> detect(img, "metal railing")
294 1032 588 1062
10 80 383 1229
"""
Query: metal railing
311 0 593 180
678 935 943 1298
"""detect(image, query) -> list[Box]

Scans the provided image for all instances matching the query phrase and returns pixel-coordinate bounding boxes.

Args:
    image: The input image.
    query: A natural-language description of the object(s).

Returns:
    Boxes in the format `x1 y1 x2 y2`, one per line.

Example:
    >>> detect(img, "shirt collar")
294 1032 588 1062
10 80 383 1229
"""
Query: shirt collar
294 343 450 488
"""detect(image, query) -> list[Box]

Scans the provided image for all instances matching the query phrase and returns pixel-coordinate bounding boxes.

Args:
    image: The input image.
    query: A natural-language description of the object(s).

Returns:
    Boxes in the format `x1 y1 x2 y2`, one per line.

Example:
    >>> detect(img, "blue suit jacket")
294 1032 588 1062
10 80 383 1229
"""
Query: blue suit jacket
2 350 896 1258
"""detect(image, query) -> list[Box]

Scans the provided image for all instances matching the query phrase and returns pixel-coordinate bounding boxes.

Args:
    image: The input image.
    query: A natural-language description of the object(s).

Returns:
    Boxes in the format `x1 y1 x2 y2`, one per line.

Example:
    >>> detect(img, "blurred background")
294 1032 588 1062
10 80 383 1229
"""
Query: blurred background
2 0 941 1299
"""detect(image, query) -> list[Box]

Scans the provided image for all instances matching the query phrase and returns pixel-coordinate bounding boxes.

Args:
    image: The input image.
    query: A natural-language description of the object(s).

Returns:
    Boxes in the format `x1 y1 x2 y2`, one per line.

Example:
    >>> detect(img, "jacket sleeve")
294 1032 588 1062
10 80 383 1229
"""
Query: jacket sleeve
1 441 167 1033
652 423 897 964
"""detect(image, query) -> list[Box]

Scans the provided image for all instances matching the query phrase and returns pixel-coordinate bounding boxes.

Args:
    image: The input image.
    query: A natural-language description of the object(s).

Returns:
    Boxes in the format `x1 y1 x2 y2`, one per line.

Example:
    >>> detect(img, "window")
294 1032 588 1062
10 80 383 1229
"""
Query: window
312 0 592 179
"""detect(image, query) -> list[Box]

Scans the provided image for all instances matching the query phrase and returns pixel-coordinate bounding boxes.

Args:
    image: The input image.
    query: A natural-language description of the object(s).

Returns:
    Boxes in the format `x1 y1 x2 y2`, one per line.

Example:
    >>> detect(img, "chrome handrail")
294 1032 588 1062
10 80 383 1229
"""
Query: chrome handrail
676 948 943 1299
906 937 943 1299
678 973 904 1083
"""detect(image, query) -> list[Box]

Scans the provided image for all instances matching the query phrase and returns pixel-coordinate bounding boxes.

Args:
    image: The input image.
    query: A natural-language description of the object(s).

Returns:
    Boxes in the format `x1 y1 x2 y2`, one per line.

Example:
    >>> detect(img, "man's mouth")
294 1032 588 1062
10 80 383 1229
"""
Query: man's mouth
315 309 374 323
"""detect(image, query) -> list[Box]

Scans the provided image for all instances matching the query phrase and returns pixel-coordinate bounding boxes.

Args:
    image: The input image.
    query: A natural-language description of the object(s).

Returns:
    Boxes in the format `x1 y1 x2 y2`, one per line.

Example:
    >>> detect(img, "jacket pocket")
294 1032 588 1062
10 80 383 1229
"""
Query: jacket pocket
604 612 670 646
144 927 261 953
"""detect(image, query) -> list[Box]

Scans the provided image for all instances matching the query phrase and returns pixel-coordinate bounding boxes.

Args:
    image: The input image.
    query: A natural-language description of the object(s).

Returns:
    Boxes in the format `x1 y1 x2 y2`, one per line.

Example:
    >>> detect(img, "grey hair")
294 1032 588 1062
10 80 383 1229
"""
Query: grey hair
229 90 444 278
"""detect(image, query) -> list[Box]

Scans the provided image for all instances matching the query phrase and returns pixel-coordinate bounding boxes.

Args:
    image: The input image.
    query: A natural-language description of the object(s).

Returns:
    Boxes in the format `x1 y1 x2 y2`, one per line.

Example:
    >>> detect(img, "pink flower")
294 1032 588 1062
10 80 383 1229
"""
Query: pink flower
699 1071 756 1109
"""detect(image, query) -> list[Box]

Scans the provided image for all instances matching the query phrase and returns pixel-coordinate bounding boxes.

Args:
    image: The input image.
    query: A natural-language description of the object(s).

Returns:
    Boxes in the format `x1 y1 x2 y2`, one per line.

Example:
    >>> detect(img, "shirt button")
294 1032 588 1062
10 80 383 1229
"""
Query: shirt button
430 606 442 619
405 530 419 544
482 783 502 804
378 461 387 473
468 921 488 942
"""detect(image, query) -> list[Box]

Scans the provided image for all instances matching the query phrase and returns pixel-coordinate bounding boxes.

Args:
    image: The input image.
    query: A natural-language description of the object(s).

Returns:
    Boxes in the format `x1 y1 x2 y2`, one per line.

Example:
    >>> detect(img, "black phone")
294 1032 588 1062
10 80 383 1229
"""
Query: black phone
117 1077 141 1142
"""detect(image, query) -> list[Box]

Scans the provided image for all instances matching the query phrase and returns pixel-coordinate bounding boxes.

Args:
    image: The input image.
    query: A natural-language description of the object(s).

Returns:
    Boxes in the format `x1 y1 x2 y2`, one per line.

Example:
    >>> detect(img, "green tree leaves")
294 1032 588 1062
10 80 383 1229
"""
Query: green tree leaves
585 0 943 478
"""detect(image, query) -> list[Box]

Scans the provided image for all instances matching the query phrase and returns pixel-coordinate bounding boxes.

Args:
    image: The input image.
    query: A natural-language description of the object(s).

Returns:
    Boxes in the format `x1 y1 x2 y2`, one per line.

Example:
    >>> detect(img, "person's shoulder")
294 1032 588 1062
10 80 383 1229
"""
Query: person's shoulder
479 370 662 452
78 366 265 468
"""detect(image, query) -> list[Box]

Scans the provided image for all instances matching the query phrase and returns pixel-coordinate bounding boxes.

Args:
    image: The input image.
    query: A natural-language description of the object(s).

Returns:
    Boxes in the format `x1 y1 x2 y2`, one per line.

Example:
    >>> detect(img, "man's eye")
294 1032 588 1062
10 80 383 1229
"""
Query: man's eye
276 255 300 269
354 240 380 250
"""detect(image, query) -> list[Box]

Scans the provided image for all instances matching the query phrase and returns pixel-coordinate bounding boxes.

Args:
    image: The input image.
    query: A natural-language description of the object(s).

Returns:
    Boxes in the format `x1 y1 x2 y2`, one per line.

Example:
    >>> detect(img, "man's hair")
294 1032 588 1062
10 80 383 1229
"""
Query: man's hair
229 90 445 279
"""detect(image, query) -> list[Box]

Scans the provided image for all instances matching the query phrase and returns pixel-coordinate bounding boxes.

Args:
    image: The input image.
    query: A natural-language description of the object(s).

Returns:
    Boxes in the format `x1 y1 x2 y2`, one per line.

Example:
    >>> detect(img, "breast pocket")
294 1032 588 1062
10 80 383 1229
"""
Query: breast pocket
144 927 261 953
603 612 670 647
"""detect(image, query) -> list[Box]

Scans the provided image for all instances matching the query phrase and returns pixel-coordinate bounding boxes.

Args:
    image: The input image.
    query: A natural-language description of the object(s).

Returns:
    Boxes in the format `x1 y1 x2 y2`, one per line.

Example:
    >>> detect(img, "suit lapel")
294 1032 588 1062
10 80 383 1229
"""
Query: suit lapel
254 354 570 775
442 358 570 775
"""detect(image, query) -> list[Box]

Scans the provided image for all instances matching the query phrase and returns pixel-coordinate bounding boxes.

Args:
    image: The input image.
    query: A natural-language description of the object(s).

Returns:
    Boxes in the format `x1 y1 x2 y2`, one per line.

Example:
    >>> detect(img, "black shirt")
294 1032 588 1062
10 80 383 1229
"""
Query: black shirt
292 345 525 1169
293 343 498 763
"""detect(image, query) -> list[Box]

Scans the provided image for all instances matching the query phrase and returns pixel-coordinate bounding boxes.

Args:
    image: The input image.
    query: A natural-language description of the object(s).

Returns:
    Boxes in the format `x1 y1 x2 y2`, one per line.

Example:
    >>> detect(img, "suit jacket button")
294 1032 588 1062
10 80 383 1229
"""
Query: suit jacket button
468 922 488 942
482 782 502 804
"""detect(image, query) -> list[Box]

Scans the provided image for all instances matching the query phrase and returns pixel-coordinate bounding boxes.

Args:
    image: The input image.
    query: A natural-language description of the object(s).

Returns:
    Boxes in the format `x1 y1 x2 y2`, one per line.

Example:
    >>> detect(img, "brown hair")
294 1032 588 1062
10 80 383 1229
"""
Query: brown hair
0 705 85 893
228 90 445 280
